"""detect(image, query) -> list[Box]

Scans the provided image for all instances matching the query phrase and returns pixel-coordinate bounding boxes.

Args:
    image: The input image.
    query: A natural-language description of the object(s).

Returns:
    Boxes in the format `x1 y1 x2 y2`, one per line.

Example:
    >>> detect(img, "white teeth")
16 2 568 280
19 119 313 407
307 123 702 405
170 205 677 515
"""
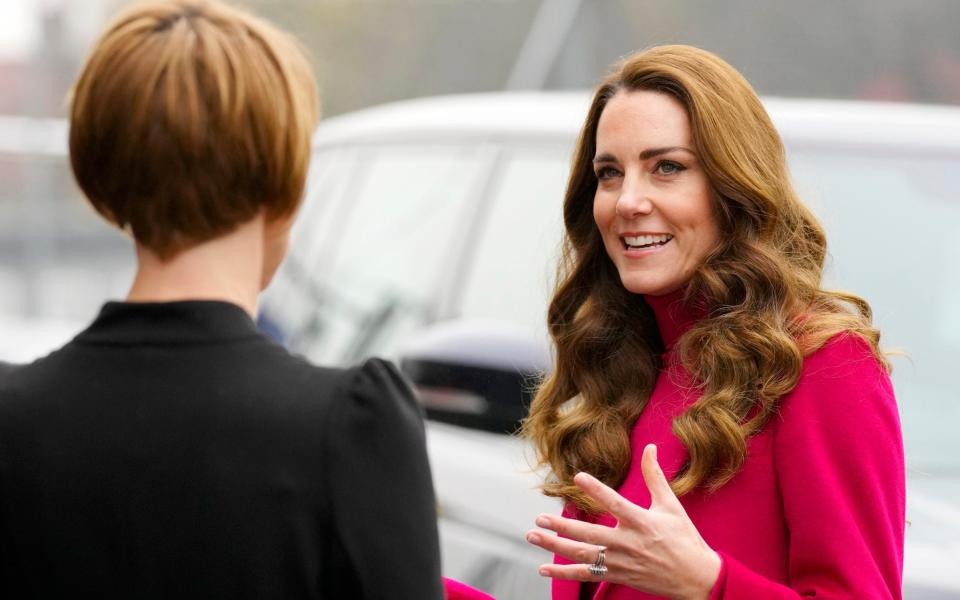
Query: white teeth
623 234 672 247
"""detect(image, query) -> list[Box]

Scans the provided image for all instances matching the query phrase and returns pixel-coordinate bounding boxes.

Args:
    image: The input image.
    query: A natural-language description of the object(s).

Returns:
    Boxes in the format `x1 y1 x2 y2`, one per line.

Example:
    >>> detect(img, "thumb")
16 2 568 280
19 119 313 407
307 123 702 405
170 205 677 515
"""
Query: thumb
641 444 679 510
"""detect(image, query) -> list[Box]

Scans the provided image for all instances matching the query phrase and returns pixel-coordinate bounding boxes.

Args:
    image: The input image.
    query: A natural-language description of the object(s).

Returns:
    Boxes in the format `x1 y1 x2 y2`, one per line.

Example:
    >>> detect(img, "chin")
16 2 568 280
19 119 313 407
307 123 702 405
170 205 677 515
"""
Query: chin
619 273 683 296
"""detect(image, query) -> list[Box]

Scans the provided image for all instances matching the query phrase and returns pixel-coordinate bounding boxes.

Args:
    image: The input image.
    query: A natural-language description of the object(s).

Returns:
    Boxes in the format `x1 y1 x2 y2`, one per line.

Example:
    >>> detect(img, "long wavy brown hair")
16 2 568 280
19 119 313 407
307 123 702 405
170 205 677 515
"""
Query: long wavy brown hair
523 45 889 513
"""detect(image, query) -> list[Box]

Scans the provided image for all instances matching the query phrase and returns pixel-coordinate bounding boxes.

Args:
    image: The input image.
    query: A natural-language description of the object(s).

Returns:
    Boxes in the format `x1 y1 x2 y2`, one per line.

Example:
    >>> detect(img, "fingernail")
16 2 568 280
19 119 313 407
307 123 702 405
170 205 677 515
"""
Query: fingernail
538 567 549 577
526 532 539 543
536 516 549 527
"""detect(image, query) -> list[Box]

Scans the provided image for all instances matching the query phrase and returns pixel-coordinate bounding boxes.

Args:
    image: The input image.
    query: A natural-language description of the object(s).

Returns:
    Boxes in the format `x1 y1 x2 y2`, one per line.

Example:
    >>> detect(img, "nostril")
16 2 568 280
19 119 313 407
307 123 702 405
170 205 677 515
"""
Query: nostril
616 195 652 217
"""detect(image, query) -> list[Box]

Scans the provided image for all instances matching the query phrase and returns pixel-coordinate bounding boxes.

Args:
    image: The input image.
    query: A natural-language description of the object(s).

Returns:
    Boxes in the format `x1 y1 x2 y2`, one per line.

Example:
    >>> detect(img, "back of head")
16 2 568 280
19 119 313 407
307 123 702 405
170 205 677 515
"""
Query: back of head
69 0 320 259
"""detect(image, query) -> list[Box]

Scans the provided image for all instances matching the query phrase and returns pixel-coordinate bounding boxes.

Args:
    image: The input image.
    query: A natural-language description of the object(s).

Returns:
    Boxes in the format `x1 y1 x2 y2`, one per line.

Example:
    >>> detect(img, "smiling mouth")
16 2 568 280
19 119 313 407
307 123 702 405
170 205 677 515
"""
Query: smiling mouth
622 233 673 250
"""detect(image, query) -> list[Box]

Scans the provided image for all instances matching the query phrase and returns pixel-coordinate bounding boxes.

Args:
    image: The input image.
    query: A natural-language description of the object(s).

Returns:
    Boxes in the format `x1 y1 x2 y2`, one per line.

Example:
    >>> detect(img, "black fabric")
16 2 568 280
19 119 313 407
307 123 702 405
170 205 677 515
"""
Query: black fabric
0 362 17 378
0 301 443 600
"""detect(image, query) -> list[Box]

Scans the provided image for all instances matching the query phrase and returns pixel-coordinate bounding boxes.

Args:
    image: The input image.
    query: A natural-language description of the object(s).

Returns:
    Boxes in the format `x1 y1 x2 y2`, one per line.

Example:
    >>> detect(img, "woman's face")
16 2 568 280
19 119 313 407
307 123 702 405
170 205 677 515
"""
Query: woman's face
592 90 720 296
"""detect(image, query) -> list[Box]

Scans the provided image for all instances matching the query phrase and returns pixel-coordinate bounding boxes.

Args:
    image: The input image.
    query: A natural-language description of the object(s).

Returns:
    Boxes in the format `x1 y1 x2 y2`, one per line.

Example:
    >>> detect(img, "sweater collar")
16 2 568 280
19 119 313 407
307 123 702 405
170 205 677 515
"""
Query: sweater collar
644 288 703 350
75 300 262 346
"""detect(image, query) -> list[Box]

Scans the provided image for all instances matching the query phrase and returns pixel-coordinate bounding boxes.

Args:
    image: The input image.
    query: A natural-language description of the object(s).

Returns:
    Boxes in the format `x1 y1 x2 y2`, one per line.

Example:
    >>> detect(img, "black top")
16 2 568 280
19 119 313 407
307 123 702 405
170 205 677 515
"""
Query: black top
0 301 443 599
0 362 16 378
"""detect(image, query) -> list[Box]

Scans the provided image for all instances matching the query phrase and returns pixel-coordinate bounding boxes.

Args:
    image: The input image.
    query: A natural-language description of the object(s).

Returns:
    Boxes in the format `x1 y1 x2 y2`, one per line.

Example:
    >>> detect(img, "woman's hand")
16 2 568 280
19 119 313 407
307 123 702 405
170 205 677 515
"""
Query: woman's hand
525 444 721 600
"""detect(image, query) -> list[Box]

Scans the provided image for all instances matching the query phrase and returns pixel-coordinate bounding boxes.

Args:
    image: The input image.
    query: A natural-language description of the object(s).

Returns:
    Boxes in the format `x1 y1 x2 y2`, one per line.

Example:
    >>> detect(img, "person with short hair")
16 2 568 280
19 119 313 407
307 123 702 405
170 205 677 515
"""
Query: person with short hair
524 45 904 599
0 2 444 598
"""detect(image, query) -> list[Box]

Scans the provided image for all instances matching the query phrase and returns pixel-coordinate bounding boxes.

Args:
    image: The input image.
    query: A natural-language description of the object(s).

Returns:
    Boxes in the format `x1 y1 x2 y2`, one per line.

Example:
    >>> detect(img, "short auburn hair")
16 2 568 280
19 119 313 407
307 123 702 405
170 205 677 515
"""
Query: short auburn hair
69 0 319 258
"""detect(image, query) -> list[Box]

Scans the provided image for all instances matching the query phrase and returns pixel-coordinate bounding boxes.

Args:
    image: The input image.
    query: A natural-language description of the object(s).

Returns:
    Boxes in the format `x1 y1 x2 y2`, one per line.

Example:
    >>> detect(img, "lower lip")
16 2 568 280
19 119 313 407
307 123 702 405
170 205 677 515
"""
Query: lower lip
622 239 671 258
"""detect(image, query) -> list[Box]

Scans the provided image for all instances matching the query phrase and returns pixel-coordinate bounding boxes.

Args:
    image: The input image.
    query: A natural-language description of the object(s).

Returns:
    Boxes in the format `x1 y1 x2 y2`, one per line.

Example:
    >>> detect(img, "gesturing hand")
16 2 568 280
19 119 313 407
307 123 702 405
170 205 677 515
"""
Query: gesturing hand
525 444 721 600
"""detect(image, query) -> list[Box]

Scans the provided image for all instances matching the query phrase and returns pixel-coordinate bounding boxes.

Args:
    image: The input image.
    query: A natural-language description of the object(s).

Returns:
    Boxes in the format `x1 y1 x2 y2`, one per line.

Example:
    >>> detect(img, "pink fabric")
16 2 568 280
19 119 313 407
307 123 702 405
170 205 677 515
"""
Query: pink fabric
443 577 496 600
553 290 905 600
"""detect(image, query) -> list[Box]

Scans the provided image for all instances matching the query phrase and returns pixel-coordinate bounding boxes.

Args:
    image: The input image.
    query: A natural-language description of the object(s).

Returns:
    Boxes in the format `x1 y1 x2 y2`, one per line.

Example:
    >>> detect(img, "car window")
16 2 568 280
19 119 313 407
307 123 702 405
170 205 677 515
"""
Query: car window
287 147 359 275
265 143 493 364
789 150 960 471
455 145 570 340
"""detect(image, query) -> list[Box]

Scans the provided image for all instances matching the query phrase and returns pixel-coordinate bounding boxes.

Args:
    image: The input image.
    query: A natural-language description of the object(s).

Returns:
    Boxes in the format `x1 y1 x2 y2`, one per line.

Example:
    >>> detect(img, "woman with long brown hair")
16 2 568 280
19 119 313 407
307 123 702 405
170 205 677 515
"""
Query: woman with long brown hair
523 45 904 599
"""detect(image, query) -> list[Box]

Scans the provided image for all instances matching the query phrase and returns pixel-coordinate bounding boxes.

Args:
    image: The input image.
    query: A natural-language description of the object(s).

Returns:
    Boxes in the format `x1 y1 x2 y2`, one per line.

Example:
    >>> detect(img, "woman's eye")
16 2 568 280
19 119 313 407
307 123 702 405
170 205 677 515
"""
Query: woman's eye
655 160 686 175
595 166 622 180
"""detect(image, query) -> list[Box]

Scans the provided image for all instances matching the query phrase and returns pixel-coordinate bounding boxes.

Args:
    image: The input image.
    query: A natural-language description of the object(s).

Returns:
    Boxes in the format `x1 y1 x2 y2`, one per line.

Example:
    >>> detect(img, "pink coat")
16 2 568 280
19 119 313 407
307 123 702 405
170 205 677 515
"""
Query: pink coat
443 577 496 600
553 291 905 599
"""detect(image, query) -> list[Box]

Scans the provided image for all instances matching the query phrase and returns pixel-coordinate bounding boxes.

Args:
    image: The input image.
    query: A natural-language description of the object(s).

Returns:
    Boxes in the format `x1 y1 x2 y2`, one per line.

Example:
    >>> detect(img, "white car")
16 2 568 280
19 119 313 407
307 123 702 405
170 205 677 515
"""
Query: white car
261 92 960 599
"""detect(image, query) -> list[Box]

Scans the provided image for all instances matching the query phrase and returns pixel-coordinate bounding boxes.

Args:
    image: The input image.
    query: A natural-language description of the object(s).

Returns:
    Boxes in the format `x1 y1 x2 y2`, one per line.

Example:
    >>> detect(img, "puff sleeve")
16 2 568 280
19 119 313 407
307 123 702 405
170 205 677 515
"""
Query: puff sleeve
325 358 444 600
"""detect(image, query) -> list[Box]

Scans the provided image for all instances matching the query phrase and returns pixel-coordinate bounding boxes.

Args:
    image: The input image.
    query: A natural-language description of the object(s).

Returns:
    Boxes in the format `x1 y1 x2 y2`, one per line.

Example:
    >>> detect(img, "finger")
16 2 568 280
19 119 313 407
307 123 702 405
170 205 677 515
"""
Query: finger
526 529 605 565
572 471 643 524
640 443 680 510
534 513 615 547
537 562 604 582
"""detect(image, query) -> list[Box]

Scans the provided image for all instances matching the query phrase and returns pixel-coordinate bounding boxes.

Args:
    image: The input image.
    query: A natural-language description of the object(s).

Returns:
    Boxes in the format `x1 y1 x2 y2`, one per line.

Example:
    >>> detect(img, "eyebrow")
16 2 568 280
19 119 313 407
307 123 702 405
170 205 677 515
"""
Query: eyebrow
592 146 695 163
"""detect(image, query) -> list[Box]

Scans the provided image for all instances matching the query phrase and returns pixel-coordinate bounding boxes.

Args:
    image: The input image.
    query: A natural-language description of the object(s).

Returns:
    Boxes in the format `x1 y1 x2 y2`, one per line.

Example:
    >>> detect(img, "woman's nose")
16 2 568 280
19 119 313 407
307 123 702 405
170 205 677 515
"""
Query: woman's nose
615 179 654 218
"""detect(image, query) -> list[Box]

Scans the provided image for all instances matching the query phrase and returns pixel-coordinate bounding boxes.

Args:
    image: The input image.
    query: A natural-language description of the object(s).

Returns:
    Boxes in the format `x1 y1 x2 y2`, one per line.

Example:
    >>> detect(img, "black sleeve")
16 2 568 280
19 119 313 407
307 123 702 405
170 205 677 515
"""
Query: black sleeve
325 358 444 600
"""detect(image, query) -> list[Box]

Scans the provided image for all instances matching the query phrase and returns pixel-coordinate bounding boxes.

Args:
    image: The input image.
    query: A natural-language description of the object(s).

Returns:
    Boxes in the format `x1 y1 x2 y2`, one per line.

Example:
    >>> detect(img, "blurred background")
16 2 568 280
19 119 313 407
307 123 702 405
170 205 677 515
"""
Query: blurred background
4 0 960 326
3 0 960 325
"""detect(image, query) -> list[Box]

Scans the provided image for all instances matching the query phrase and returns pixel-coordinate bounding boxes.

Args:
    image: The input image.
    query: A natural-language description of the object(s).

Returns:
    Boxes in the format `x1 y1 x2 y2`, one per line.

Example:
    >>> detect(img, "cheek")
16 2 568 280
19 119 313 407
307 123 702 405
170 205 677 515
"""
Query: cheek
673 190 720 256
698 194 722 246
592 191 613 231
691 208 721 260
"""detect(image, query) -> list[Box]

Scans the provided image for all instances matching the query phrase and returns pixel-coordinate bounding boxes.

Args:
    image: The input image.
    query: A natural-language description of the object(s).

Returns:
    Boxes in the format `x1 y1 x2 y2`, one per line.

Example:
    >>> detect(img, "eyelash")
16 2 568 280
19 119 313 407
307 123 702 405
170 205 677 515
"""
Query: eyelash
595 166 621 180
593 160 687 180
655 160 686 175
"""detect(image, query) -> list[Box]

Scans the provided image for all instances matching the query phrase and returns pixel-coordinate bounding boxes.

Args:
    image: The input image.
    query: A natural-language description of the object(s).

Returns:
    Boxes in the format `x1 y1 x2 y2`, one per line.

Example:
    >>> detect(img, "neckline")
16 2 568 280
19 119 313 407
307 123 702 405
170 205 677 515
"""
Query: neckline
75 300 263 346
643 288 703 350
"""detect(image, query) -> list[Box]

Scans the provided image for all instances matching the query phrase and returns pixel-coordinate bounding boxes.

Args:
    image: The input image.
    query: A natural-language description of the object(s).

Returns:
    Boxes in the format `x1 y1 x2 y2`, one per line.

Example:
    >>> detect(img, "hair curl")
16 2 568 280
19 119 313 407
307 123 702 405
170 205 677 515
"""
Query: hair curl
522 45 888 513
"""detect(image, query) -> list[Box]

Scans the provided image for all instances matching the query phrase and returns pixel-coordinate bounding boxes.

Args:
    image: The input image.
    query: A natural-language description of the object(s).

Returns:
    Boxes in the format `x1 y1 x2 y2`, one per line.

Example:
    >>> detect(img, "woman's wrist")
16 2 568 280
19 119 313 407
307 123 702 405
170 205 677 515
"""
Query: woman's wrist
677 548 722 600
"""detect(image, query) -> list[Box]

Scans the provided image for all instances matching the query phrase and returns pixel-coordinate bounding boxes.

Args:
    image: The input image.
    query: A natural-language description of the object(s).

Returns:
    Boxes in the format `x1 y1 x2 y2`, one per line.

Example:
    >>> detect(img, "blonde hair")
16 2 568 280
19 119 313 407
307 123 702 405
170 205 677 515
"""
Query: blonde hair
69 0 319 258
523 45 888 512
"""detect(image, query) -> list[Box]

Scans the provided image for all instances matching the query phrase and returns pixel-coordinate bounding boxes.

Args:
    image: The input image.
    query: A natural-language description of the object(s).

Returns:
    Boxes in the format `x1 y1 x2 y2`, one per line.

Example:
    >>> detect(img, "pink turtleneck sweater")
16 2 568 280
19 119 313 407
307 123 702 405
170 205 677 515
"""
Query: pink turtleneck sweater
553 291 905 600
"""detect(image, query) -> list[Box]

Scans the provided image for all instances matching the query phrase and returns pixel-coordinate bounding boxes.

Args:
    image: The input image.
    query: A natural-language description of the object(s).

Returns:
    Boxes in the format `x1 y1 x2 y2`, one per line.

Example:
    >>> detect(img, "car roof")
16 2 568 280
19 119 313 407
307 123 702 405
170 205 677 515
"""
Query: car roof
313 91 960 156
4 92 959 157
